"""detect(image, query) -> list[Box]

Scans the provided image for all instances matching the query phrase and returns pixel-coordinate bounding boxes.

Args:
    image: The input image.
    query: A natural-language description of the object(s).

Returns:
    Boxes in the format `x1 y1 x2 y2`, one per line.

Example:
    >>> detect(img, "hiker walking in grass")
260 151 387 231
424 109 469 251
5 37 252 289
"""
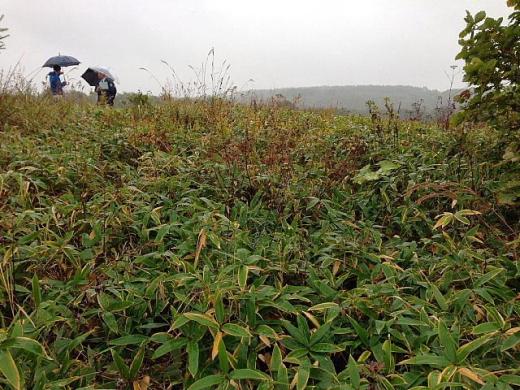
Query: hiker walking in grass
95 72 117 106
47 65 67 96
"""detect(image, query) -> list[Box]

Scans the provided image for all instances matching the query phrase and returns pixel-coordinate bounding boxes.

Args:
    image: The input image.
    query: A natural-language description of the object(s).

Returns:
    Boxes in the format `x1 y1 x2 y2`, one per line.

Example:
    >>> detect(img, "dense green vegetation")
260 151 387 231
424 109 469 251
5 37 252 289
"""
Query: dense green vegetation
454 0 520 134
0 92 518 389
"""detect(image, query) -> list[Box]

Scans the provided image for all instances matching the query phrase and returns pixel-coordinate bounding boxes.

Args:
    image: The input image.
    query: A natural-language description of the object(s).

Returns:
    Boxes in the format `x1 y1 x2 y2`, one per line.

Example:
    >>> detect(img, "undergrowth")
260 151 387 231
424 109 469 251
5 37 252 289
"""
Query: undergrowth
0 93 519 389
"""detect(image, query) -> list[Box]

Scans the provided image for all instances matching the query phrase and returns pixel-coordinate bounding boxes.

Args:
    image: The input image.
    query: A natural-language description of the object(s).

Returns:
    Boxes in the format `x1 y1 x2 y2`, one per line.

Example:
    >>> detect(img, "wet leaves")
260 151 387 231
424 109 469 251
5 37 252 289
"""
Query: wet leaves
0 96 518 388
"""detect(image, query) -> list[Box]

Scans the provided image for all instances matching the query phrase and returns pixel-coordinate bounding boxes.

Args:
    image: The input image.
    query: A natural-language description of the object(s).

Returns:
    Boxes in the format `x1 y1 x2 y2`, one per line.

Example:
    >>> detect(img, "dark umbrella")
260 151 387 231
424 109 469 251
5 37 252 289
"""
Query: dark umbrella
42 55 80 68
81 67 117 86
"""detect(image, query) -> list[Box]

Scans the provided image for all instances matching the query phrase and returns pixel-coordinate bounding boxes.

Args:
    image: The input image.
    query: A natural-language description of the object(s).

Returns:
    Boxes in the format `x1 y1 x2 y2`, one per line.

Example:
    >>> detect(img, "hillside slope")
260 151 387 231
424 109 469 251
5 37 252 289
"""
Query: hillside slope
243 85 460 115
0 95 518 388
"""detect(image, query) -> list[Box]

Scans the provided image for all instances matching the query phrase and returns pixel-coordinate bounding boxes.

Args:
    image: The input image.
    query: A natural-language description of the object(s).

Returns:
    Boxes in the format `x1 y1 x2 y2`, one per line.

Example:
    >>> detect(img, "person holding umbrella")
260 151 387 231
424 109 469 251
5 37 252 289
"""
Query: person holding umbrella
47 65 66 96
43 55 80 96
81 67 117 106
96 72 117 106
42 54 80 96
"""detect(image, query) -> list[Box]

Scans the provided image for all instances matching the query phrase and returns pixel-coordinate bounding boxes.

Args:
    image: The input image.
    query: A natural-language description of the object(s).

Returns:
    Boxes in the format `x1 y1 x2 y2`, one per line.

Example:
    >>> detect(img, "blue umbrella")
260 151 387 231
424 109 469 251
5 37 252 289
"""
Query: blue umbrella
42 55 80 68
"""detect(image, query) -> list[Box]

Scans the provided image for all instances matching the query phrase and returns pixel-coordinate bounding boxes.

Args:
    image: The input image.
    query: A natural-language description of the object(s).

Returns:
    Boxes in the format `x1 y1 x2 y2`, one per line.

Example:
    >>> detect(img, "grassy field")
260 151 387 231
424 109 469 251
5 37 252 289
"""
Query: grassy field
0 94 519 389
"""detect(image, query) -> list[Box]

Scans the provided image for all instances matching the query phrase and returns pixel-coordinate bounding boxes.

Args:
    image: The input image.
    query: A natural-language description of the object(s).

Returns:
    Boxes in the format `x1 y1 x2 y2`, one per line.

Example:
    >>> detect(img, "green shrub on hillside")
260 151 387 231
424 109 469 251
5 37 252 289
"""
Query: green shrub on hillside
455 1 520 135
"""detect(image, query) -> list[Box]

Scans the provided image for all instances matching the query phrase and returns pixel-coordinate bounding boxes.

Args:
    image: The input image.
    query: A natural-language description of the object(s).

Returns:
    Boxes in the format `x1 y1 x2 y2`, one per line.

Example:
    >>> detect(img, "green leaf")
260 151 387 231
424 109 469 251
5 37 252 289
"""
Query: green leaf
270 344 284 372
129 342 146 380
257 382 272 390
438 320 457 363
430 284 448 311
310 343 343 353
171 314 190 330
109 334 148 346
230 368 271 381
309 323 331 346
221 323 251 338
306 197 320 210
353 165 381 184
44 377 82 388
283 321 309 346
347 355 360 387
217 335 229 373
434 213 453 230
215 295 225 324
472 322 501 335
277 365 290 389
151 338 187 359
246 296 256 328
382 339 395 373
285 349 308 364
187 340 199 377
501 334 520 352
427 371 442 388
399 354 450 367
453 213 470 225
5 337 51 359
456 335 492 362
296 315 311 339
187 374 226 390
297 364 310 390
9 322 23 338
256 324 278 338
66 330 95 352
474 268 504 287
475 10 486 23
32 274 41 308
238 265 248 289
184 312 220 331
149 332 171 343
111 349 130 380
348 316 369 346
308 302 339 312
102 312 119 334
379 376 396 390
500 375 520 386
378 160 400 173
0 350 22 390
485 306 505 328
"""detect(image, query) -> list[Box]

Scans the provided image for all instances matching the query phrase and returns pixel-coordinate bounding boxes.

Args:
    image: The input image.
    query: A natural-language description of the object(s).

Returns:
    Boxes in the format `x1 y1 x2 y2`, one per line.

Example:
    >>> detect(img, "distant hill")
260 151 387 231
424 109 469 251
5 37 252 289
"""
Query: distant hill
241 85 461 116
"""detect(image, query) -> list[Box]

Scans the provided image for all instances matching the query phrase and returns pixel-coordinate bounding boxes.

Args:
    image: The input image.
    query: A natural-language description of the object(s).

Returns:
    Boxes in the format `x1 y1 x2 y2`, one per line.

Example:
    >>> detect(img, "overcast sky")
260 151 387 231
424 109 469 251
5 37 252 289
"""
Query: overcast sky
0 0 512 94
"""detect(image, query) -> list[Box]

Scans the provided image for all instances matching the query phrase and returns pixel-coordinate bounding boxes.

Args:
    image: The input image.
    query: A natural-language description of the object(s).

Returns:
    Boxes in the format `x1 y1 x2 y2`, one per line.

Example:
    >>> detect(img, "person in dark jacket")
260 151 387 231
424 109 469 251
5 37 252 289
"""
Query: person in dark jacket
48 65 67 96
95 72 117 106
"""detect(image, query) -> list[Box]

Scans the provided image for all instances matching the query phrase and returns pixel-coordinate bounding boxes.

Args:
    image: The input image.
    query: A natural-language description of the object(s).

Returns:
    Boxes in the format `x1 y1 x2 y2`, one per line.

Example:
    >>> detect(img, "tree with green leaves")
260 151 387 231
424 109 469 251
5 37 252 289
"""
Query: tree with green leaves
0 14 8 50
454 0 519 136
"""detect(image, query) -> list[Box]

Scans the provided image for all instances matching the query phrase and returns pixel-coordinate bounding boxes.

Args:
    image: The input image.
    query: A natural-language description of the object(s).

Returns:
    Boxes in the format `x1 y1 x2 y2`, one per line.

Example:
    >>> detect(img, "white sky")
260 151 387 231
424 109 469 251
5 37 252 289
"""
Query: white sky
0 0 512 94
